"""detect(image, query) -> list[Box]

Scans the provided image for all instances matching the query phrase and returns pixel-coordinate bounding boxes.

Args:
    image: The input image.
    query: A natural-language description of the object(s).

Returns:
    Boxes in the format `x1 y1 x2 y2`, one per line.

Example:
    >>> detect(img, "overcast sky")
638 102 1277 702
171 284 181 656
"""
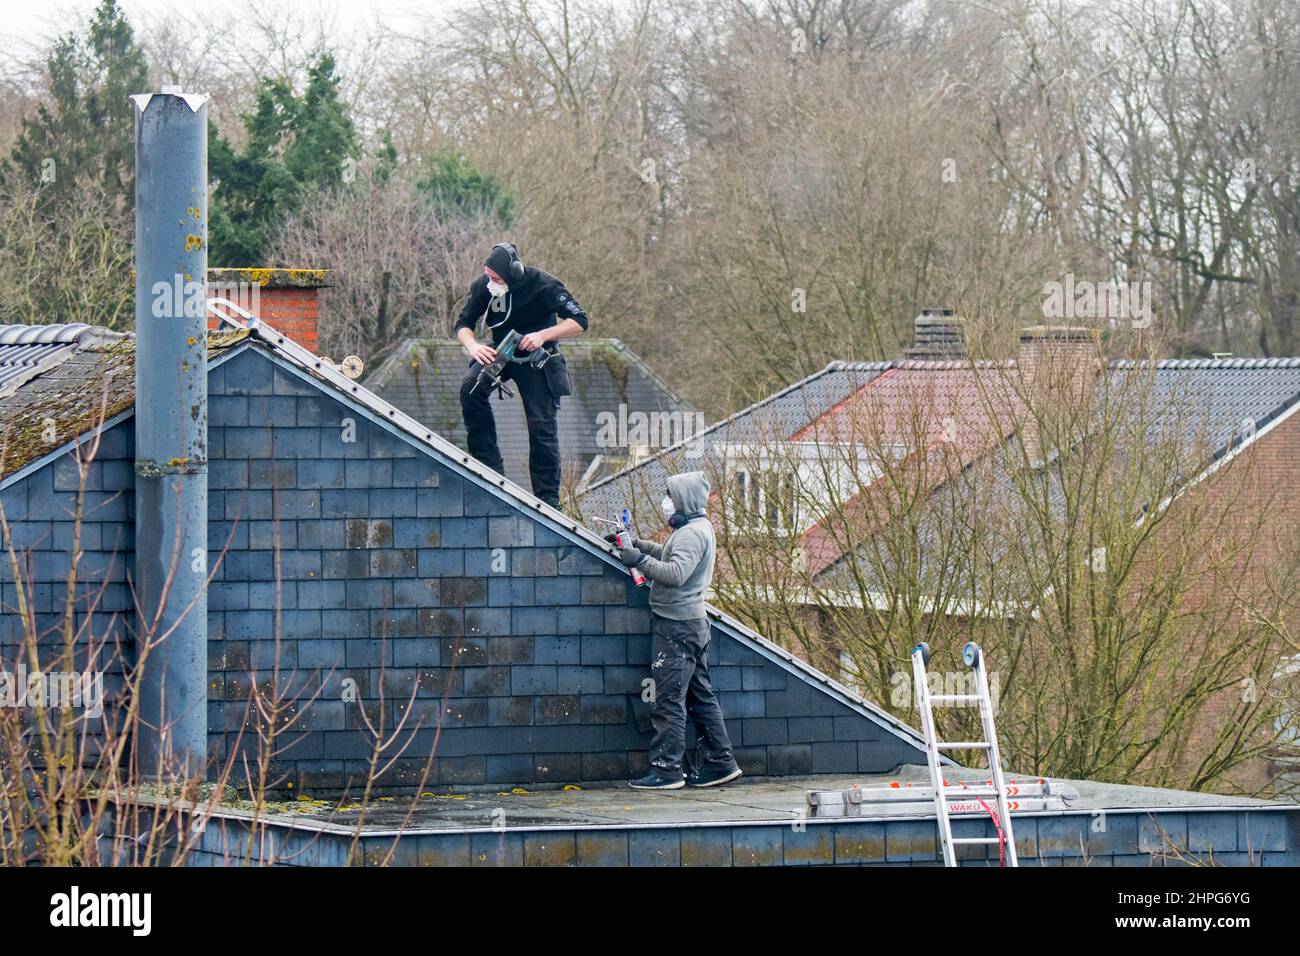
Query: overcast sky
0 0 458 60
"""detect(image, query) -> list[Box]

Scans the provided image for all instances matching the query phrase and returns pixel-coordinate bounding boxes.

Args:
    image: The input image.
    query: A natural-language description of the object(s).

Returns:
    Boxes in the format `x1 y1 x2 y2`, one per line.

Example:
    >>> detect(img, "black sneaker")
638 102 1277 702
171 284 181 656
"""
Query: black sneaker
629 770 686 790
687 765 743 788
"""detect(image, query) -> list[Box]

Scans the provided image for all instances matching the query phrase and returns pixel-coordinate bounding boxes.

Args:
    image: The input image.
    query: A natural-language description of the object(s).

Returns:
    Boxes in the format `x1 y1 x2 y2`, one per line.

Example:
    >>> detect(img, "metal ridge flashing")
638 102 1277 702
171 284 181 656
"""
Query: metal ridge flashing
1111 357 1300 369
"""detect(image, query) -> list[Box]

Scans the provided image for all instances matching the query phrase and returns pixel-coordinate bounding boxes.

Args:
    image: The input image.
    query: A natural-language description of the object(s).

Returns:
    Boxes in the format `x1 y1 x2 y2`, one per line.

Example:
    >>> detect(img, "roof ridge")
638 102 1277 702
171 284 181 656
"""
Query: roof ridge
362 336 696 410
375 336 636 350
1109 357 1300 369
0 323 126 347
585 337 694 409
583 361 866 491
829 360 895 371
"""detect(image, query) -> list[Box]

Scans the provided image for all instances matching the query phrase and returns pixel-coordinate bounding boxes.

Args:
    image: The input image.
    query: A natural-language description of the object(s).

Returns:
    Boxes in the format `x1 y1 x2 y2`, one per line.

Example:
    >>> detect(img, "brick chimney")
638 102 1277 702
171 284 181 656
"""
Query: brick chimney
907 309 965 359
1016 325 1101 466
208 267 329 352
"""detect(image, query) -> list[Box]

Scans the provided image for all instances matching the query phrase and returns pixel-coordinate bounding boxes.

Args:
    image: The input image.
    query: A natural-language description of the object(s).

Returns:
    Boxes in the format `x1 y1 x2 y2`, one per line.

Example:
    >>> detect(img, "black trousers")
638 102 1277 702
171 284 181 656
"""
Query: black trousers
460 361 562 506
647 613 737 776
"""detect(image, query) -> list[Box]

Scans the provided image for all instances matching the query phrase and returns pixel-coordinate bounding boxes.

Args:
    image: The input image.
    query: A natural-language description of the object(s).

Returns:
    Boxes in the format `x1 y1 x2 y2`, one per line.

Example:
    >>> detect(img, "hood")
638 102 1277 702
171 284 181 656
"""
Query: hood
667 471 710 516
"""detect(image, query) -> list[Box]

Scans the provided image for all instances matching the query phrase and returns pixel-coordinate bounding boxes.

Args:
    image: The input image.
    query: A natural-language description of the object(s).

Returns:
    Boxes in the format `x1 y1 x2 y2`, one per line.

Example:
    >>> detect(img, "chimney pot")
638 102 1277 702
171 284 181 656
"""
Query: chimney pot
907 309 965 359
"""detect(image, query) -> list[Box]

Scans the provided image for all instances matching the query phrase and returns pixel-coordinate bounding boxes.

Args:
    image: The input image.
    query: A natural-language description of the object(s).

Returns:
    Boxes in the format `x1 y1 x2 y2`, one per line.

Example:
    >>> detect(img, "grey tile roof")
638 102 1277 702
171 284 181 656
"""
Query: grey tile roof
0 324 244 482
0 323 126 395
577 362 894 528
0 324 135 482
1112 358 1300 459
363 338 700 489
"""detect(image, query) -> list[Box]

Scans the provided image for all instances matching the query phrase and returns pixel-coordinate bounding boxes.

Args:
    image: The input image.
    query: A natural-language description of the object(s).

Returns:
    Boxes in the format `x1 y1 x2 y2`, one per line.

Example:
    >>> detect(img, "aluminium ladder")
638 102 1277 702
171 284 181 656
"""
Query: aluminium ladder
911 641 1018 867
805 777 1073 818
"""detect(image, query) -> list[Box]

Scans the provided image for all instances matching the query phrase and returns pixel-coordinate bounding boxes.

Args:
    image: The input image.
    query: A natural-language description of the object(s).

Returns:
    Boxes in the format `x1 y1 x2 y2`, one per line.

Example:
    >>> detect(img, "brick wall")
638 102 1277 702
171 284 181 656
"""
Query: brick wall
1155 407 1300 794
208 268 325 353
1016 326 1101 465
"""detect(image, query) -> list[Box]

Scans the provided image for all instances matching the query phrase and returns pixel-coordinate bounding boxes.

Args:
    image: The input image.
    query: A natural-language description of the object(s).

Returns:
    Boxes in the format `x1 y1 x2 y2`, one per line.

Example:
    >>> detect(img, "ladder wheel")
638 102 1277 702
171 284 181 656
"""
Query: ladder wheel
914 642 931 667
963 642 980 668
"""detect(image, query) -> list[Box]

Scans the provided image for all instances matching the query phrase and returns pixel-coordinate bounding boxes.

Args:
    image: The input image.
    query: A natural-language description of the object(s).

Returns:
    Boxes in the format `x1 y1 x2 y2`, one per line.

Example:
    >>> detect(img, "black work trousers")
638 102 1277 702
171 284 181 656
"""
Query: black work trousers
460 361 561 507
647 613 737 776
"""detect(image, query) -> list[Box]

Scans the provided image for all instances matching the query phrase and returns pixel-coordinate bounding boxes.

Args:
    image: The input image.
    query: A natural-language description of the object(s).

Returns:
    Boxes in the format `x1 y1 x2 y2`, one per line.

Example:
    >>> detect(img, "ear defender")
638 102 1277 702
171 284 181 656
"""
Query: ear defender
507 245 525 281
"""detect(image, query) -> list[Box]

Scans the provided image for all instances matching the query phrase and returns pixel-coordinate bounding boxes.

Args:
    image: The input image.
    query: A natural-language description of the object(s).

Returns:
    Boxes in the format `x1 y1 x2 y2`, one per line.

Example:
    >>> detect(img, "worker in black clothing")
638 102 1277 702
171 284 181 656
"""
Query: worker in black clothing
455 242 588 508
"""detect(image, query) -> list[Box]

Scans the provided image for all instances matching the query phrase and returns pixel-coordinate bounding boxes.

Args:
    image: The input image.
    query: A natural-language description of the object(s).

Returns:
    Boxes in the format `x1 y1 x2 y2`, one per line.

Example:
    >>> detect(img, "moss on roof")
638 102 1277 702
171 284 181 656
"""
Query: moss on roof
208 268 331 289
0 330 248 481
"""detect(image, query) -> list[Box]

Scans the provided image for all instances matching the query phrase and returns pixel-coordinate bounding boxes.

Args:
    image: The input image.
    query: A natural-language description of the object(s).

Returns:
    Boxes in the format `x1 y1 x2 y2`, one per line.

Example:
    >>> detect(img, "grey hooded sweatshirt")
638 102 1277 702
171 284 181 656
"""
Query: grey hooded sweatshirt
636 472 715 621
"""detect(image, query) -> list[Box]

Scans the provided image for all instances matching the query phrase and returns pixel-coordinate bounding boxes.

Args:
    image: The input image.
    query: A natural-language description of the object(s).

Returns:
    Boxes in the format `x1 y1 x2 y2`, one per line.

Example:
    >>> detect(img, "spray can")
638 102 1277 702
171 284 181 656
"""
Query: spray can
599 508 648 587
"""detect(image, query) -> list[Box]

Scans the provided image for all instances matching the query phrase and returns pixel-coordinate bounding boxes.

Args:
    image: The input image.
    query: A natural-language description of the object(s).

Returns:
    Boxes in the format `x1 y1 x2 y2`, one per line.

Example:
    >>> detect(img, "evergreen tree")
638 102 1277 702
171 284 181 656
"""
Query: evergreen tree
209 54 359 265
3 0 147 206
416 151 515 225
374 129 398 183
0 0 144 327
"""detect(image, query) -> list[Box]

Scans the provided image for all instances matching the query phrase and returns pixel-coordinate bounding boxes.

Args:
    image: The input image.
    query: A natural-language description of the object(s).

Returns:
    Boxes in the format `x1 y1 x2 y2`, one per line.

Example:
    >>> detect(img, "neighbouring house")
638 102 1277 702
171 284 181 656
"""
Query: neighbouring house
583 312 1300 603
365 337 702 496
577 356 893 529
580 314 1300 797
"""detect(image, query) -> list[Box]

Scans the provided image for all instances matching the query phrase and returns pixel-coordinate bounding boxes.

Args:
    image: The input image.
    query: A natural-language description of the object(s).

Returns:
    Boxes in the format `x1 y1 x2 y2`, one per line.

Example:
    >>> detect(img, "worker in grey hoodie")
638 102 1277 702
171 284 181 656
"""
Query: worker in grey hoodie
613 471 742 790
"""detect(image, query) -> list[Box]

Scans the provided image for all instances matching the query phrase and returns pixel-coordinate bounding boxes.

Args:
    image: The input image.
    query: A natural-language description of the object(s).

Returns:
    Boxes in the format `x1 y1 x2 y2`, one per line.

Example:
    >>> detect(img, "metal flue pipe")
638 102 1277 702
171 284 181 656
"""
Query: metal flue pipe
132 88 209 777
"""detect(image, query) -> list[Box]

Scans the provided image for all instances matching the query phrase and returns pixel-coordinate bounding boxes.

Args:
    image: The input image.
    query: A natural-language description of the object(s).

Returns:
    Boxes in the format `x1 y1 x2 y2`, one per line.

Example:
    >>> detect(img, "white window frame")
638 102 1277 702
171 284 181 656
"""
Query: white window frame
720 440 898 536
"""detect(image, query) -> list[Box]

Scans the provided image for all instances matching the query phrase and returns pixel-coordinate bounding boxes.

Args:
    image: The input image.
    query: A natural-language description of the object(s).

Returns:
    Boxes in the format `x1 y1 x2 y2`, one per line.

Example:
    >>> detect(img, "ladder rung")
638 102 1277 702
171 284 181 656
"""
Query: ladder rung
942 788 1000 798
936 741 991 750
951 837 1002 845
931 694 980 704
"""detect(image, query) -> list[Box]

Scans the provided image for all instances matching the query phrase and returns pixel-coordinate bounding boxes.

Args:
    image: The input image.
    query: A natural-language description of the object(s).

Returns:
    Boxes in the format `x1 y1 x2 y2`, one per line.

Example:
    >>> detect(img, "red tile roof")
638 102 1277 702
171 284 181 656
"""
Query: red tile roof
792 362 1025 576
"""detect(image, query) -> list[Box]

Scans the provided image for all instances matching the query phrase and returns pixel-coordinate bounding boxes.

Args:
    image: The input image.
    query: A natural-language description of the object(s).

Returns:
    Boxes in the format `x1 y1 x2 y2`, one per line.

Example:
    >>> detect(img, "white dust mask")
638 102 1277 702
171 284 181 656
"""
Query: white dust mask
487 279 509 297
661 495 675 519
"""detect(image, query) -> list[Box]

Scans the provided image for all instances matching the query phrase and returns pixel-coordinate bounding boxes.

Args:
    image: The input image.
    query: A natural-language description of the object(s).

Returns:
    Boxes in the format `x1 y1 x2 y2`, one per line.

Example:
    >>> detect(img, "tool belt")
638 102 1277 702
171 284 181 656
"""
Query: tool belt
542 348 573 398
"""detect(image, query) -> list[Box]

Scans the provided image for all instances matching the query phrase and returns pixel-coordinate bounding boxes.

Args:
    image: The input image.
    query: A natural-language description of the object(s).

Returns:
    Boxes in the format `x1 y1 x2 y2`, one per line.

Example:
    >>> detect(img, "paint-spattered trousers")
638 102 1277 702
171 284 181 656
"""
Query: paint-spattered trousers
647 613 737 775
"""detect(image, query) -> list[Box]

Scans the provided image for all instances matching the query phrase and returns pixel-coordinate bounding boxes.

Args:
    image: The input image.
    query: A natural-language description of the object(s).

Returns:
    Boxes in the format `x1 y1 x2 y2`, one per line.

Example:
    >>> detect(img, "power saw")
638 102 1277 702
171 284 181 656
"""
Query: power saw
469 329 553 399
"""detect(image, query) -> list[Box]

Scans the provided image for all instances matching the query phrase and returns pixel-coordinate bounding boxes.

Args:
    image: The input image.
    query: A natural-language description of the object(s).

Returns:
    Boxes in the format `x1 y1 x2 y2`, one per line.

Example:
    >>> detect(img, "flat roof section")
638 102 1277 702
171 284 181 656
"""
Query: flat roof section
211 765 1296 837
